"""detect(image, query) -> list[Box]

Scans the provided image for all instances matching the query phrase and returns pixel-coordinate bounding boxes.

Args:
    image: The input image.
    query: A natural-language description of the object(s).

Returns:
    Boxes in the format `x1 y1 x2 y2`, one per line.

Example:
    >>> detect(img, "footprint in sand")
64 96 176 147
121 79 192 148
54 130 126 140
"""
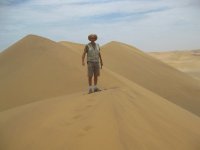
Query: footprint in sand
62 114 82 126
65 121 72 126
83 125 93 131
76 125 93 137
72 114 82 119
85 104 93 108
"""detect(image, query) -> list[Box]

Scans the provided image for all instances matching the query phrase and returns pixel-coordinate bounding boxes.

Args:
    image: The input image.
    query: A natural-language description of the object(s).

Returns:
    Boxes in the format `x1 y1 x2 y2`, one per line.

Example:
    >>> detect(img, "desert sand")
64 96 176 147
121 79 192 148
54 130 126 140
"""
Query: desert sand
149 50 200 80
0 34 200 150
61 40 200 116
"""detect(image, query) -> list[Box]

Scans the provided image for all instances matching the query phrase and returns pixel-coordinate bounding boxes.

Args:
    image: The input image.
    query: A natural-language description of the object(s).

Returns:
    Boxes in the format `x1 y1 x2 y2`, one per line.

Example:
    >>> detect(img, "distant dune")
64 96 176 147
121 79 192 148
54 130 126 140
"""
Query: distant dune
149 50 200 80
0 34 200 150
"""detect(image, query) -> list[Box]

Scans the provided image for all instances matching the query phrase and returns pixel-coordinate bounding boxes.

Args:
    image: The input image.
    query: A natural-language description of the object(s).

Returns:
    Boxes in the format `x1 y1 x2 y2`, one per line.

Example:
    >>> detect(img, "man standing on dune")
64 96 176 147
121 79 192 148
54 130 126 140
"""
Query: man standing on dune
82 34 103 94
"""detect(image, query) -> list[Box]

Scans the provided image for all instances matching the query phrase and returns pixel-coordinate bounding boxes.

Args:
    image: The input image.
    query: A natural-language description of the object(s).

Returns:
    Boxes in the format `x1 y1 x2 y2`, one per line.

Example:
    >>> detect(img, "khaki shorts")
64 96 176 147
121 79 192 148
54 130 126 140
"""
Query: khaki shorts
87 61 100 77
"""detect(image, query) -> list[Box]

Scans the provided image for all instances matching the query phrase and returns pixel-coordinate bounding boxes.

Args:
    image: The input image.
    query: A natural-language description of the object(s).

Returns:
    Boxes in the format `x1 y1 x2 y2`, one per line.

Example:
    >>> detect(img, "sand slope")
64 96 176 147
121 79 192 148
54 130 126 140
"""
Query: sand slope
0 35 88 111
1 35 200 150
102 42 200 116
59 41 84 55
149 50 200 80
60 41 200 116
1 71 200 150
0 35 129 111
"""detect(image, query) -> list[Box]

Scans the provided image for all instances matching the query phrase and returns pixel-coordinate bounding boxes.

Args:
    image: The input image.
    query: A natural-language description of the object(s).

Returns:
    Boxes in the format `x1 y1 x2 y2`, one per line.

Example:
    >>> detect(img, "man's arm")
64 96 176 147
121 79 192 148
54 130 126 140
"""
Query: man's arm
99 49 103 69
82 45 88 66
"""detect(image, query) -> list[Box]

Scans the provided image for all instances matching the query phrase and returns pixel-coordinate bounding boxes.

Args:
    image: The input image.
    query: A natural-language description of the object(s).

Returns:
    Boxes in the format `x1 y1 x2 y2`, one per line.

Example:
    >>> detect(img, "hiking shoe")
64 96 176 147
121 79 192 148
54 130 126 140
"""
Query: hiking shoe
94 87 101 92
88 88 93 94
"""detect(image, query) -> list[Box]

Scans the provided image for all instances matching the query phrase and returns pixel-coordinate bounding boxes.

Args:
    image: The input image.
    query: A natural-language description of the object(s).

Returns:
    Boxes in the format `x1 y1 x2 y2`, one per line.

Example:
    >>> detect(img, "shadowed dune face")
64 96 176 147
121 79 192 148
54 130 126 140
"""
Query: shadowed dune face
0 35 87 111
149 50 200 80
99 42 200 116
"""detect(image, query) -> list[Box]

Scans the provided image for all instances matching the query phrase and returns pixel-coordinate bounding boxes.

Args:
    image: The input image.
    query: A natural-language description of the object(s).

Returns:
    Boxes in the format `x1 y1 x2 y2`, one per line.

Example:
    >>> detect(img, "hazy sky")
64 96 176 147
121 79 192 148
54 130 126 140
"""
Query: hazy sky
0 0 200 52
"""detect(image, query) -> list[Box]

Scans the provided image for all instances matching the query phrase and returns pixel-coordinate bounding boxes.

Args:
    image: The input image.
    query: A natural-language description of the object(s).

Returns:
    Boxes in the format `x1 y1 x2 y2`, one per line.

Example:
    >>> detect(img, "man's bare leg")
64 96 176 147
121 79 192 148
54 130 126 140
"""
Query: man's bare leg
94 75 100 92
88 76 92 86
94 75 98 86
88 76 93 93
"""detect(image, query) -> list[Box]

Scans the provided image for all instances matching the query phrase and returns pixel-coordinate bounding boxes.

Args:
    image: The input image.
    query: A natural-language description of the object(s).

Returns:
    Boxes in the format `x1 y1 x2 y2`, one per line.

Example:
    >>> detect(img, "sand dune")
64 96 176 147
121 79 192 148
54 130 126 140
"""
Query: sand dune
149 50 200 80
0 37 135 111
1 72 200 150
0 35 124 111
60 40 200 116
1 34 200 150
59 41 84 55
102 42 200 116
0 35 87 111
